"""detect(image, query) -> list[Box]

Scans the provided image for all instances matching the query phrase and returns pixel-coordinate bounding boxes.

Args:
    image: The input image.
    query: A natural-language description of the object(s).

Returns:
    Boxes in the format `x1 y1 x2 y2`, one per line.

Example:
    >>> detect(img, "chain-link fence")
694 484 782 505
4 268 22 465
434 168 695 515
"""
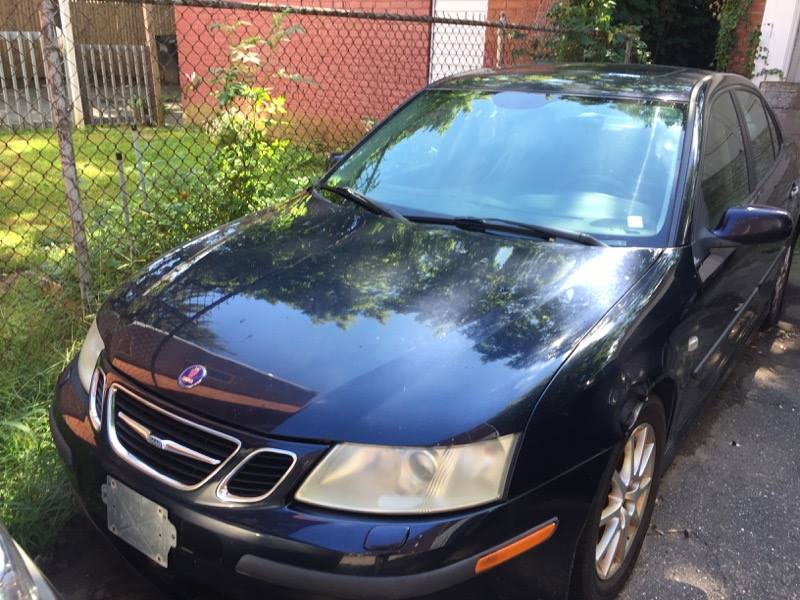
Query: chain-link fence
0 0 633 319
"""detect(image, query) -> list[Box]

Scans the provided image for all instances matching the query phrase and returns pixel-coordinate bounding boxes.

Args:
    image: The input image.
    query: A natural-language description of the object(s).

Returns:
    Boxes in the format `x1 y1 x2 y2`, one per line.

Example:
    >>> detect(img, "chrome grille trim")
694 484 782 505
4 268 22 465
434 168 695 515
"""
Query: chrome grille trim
88 366 105 431
106 383 241 491
216 448 297 504
117 411 222 466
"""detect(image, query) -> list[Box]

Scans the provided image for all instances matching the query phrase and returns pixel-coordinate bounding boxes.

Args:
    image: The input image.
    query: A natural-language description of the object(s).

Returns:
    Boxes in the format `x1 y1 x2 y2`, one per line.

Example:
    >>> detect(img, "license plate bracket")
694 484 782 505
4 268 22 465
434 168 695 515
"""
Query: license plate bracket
101 476 177 567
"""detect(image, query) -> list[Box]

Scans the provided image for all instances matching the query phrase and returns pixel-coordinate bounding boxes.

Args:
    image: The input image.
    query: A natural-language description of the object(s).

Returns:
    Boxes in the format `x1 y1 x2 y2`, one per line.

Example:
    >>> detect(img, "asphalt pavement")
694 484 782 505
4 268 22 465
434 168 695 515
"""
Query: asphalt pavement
41 267 800 600
619 266 800 600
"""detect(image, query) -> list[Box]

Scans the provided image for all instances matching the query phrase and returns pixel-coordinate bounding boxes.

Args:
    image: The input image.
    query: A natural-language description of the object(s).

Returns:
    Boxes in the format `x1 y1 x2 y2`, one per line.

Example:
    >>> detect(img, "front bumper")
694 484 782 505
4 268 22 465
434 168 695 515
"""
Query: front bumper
52 359 608 600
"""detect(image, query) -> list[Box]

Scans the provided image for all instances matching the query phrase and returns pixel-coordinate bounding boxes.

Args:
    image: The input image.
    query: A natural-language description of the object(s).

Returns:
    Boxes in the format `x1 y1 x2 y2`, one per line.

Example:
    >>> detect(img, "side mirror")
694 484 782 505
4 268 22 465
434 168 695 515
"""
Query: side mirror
708 205 793 247
326 152 345 170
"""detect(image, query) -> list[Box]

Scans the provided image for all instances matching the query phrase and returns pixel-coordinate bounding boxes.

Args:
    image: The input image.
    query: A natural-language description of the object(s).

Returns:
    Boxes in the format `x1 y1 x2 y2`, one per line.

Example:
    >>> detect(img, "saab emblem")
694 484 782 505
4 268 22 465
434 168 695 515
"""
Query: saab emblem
146 433 167 450
178 365 207 389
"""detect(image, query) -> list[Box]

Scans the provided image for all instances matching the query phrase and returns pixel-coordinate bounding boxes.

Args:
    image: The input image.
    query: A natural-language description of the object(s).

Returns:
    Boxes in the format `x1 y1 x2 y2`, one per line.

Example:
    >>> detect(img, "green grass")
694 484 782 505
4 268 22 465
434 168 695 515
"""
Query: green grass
0 124 323 553
1 126 214 286
0 126 215 553
0 279 82 553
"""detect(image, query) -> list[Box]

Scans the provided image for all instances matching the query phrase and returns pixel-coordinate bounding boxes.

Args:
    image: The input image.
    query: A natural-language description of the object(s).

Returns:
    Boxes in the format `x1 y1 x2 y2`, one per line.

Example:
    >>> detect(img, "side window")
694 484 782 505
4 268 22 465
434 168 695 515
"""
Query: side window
701 92 749 227
735 90 776 182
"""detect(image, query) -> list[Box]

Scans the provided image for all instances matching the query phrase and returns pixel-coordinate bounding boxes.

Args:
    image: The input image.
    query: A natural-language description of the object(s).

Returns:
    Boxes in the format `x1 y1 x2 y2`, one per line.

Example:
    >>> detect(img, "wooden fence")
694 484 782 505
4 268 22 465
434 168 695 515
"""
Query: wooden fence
0 0 174 41
1 0 174 81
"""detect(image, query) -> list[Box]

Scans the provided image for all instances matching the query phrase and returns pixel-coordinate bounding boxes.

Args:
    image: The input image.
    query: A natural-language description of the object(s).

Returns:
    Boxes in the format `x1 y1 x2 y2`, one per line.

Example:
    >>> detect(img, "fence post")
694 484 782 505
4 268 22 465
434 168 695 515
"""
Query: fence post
142 2 164 126
131 124 149 209
624 35 633 64
496 11 507 68
57 0 84 126
115 151 134 259
39 0 93 310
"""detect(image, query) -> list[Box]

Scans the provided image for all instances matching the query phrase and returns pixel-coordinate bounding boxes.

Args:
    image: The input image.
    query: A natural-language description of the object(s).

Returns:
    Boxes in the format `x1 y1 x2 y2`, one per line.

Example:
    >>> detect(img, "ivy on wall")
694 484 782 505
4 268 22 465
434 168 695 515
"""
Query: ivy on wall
713 0 754 73
744 27 762 77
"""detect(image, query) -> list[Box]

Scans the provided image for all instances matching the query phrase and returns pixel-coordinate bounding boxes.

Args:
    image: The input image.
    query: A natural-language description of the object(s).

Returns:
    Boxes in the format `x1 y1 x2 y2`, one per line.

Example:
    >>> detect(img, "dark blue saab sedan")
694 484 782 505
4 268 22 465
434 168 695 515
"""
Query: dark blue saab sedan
51 64 798 600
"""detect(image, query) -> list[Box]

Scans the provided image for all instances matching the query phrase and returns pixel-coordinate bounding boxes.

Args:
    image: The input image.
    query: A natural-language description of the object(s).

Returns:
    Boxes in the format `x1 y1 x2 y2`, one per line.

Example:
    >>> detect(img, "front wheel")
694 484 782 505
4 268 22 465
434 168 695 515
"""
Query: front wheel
569 400 666 600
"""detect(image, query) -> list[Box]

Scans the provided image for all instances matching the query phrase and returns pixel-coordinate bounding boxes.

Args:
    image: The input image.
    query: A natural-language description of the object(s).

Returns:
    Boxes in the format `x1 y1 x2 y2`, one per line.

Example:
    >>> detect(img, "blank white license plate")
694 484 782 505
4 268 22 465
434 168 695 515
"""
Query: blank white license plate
101 476 177 568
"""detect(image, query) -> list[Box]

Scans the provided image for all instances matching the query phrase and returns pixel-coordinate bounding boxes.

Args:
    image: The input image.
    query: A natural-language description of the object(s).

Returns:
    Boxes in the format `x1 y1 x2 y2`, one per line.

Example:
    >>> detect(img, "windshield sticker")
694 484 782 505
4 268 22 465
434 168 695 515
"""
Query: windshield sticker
627 215 645 229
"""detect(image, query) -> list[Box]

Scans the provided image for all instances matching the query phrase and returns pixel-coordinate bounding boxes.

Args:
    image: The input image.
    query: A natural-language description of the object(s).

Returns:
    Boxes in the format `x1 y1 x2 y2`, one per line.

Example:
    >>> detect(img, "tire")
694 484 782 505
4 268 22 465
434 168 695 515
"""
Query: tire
763 239 796 329
569 400 666 600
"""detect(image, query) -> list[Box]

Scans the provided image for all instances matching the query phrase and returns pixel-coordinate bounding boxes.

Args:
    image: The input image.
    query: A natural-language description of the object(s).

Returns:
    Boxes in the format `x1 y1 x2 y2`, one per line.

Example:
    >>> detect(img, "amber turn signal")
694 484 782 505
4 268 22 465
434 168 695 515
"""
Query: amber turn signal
474 520 558 575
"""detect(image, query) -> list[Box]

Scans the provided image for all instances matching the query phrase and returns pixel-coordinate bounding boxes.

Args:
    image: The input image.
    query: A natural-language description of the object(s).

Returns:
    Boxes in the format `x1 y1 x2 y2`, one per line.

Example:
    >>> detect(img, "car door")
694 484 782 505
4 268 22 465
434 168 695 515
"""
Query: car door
673 89 763 429
733 88 798 309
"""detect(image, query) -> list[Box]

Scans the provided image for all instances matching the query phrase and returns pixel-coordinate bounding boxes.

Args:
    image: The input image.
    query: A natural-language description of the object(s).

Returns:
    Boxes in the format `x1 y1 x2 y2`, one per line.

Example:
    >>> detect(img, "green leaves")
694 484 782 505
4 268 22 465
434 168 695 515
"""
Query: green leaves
205 14 306 116
714 0 754 73
546 0 651 63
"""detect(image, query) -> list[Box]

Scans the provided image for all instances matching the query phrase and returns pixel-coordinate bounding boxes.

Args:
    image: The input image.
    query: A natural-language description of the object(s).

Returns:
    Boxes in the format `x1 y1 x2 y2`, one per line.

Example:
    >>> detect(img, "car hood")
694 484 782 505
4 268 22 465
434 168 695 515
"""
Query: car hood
100 195 660 445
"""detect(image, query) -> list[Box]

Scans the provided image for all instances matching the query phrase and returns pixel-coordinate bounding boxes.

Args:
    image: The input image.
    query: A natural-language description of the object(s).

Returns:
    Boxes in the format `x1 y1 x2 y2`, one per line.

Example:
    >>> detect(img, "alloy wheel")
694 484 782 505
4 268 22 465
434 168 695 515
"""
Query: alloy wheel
595 423 657 580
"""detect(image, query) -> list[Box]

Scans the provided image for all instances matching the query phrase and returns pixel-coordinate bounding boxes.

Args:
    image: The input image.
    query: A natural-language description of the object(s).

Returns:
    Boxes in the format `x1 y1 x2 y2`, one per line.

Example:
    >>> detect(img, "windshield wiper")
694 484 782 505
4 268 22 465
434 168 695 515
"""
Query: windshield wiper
316 185 409 222
408 216 607 247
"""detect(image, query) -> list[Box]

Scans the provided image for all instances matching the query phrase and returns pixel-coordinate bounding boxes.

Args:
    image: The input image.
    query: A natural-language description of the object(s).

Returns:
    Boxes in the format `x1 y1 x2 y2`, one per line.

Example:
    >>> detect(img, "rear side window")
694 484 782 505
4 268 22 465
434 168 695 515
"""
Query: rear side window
701 92 749 227
735 90 775 182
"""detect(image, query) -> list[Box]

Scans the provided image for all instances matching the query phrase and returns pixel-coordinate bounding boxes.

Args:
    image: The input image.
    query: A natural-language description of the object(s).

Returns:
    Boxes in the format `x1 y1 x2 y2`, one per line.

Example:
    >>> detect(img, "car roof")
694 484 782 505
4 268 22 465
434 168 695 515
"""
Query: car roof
429 63 732 102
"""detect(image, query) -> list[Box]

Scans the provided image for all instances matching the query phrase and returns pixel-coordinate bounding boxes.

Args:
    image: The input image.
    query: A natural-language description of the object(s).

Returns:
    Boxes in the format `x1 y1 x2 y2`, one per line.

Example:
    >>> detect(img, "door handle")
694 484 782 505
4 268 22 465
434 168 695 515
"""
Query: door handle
791 183 799 199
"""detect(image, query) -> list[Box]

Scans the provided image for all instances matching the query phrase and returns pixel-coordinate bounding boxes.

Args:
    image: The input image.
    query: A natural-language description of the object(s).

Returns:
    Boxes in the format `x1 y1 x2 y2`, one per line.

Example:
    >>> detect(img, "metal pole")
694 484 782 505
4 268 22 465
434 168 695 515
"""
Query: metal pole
131 124 148 210
115 151 134 258
39 0 93 310
496 11 506 69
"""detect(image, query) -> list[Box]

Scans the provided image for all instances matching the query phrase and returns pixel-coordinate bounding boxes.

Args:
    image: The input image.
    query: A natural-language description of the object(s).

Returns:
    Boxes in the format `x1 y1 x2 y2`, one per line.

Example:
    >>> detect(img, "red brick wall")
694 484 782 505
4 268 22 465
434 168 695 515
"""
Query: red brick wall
728 0 767 75
176 0 433 146
484 0 556 67
487 0 554 23
175 0 554 145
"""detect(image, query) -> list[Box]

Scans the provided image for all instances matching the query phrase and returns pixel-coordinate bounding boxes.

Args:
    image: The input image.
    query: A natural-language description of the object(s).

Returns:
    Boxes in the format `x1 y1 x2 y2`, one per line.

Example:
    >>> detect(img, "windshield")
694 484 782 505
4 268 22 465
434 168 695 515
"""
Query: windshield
324 90 686 247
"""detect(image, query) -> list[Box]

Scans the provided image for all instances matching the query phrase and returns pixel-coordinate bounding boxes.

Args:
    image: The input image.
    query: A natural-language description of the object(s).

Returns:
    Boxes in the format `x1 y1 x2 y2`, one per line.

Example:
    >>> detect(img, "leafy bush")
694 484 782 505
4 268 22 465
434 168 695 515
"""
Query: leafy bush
547 0 650 63
89 135 322 297
91 16 325 295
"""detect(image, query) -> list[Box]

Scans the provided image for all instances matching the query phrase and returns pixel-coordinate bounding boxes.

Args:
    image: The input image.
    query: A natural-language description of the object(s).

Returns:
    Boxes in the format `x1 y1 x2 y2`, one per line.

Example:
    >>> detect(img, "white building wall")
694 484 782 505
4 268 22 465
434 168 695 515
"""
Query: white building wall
754 0 800 83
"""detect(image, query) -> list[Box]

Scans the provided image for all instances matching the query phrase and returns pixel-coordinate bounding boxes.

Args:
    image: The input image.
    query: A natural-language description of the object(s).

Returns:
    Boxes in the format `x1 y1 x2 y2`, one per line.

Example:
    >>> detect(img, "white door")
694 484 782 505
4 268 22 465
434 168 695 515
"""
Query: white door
429 0 489 82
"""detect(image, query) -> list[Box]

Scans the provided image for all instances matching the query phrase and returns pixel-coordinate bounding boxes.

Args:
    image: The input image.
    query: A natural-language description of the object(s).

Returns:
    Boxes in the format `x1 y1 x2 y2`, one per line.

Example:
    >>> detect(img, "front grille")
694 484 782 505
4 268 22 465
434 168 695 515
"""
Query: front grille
109 385 240 490
218 449 296 502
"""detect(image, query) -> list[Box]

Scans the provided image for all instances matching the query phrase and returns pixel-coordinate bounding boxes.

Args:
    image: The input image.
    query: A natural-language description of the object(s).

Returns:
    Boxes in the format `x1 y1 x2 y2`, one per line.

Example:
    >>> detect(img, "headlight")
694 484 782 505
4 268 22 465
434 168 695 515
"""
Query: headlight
295 434 518 514
76 318 104 393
